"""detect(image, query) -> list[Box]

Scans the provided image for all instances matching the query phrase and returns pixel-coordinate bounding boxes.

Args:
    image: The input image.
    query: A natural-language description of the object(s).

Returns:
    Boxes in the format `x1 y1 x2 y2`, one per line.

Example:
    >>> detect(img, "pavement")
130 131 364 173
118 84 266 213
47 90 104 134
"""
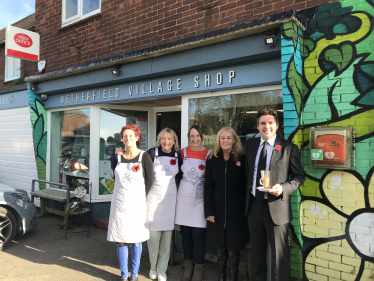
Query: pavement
0 215 249 281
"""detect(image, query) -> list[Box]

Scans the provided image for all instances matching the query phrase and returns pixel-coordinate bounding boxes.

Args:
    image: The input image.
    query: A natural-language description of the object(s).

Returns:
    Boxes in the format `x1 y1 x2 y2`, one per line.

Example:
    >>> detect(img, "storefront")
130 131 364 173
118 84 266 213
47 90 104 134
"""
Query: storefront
25 29 285 219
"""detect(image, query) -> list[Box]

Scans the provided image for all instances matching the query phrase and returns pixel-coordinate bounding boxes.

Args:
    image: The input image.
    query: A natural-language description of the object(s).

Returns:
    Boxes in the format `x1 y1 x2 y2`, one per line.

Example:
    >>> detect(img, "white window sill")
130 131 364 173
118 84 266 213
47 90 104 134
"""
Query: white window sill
4 77 20 83
61 11 101 29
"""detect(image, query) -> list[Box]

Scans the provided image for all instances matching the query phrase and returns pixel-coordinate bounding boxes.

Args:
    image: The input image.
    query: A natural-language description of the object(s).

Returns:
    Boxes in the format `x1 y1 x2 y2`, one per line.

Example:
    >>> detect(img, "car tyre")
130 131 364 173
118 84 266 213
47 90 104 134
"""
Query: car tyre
0 207 17 251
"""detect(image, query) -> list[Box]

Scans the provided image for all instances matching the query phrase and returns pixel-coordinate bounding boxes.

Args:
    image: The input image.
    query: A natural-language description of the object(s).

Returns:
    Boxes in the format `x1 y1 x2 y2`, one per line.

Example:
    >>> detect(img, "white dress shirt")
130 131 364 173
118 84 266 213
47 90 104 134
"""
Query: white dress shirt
251 134 277 197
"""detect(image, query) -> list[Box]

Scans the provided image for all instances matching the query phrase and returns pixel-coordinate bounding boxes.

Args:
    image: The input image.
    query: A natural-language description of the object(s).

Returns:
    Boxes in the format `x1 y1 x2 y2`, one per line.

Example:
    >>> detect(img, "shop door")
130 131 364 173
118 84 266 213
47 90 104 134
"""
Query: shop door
156 111 181 145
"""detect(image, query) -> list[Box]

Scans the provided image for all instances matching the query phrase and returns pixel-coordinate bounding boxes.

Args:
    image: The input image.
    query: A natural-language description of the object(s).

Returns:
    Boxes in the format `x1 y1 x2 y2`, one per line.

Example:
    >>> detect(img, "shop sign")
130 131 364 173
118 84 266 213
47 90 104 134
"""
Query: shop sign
60 70 236 105
5 25 40 62
46 60 281 109
0 90 29 110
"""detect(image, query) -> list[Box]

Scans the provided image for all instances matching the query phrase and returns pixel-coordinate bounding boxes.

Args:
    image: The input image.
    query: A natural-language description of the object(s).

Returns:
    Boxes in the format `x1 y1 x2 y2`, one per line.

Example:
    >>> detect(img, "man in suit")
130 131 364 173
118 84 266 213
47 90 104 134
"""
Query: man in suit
245 108 305 281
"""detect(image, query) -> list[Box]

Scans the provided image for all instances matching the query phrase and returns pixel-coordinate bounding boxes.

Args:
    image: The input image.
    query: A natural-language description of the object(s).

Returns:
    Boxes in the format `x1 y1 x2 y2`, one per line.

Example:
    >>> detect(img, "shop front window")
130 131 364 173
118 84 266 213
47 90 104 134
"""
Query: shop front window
50 109 90 192
98 108 148 195
188 90 283 149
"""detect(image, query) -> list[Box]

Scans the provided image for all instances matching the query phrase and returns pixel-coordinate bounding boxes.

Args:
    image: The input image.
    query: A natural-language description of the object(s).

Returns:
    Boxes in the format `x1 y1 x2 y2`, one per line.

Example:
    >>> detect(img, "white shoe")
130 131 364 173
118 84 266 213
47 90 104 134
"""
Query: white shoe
149 269 157 279
158 272 167 281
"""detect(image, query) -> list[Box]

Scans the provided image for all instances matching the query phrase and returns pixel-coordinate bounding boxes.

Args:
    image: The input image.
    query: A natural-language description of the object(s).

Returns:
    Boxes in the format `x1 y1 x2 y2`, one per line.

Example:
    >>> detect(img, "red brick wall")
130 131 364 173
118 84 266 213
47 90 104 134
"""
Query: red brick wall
35 0 338 74
0 47 38 89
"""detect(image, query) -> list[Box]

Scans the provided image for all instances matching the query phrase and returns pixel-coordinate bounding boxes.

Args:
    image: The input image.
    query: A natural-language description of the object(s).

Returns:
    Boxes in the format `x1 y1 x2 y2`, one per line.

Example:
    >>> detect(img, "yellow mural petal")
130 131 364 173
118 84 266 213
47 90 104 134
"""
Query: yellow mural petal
369 172 374 208
305 12 371 86
290 110 374 146
305 240 362 281
323 171 365 216
301 200 345 239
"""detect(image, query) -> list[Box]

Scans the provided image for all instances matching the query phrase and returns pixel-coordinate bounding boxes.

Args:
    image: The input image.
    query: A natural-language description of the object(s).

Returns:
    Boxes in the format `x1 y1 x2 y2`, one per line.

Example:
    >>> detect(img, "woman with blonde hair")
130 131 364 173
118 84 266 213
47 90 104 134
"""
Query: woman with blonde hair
145 128 182 281
204 126 249 281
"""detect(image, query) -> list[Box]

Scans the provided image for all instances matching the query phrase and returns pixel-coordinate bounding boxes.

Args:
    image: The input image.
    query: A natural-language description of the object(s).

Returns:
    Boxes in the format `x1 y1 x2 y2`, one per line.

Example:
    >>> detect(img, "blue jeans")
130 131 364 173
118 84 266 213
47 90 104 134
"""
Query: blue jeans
180 225 206 264
117 243 142 278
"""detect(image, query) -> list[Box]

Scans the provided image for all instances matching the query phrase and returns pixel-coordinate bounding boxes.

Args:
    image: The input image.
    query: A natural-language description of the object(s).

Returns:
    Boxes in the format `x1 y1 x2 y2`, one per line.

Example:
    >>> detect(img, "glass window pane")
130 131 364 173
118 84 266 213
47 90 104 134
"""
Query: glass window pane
188 90 283 150
5 56 20 80
50 109 90 193
14 57 20 78
65 0 78 19
83 0 100 15
98 108 148 195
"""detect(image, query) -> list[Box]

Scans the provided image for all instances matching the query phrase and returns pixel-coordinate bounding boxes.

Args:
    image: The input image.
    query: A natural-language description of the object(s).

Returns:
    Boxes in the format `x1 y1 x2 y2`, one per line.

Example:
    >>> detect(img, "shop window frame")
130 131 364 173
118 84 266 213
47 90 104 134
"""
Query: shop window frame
61 0 101 28
180 85 283 149
47 104 152 203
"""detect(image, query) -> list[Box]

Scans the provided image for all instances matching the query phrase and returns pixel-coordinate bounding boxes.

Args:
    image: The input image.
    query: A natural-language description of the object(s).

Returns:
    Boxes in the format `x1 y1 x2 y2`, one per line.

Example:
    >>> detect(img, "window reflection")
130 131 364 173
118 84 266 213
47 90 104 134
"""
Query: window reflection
50 109 90 193
188 90 283 150
99 109 148 195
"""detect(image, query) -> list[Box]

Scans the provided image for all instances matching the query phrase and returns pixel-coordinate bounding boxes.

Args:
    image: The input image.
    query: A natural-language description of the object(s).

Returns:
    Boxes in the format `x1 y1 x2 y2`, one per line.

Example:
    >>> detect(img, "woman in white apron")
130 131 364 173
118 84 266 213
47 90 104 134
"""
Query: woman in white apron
146 128 183 281
107 124 153 281
175 125 211 281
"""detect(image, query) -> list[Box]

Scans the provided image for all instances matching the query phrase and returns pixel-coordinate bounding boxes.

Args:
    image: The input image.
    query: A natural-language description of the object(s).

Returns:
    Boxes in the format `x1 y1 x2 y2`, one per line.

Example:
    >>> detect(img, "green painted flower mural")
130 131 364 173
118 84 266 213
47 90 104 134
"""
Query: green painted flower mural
282 0 374 279
28 83 47 190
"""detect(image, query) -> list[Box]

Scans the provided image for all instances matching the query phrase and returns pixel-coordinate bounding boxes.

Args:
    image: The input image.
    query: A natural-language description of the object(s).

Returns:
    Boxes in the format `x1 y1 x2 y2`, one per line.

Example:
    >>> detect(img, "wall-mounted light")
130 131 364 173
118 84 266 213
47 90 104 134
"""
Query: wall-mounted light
41 94 48 101
246 111 257 114
264 35 276 47
157 113 162 116
111 65 121 76
30 83 38 91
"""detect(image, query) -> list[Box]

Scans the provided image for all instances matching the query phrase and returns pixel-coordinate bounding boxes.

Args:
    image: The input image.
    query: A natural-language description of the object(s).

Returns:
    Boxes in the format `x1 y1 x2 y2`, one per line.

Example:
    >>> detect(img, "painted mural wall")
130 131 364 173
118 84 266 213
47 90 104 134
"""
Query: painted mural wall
282 0 374 280
28 83 47 190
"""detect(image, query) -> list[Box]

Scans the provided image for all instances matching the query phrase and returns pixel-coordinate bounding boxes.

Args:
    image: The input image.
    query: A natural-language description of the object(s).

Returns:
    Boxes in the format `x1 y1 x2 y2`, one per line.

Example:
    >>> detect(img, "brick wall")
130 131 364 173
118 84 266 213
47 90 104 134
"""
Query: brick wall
282 0 374 280
35 0 337 74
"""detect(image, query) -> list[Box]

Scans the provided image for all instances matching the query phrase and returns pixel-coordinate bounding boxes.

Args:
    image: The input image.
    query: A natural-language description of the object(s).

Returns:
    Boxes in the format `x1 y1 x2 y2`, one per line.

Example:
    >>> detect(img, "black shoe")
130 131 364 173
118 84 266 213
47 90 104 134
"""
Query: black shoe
129 276 138 281
228 250 240 281
217 247 228 281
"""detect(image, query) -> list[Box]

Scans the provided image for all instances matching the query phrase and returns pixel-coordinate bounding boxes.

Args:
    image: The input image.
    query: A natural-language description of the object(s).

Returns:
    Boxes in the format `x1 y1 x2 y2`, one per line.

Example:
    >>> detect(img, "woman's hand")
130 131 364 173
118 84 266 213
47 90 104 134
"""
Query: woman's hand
206 216 215 223
115 147 125 155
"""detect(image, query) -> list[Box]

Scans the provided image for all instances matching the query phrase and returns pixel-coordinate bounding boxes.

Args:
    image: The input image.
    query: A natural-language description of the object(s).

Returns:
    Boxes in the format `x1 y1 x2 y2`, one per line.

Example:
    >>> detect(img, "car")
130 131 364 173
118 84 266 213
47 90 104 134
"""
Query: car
0 184 37 250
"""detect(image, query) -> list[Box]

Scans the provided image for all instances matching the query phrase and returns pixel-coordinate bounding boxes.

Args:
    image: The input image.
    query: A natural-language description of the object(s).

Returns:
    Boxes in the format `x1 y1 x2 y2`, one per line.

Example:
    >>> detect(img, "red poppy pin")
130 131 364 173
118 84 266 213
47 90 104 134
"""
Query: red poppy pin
198 164 205 170
274 145 282 151
170 159 177 166
132 165 141 172
236 161 241 166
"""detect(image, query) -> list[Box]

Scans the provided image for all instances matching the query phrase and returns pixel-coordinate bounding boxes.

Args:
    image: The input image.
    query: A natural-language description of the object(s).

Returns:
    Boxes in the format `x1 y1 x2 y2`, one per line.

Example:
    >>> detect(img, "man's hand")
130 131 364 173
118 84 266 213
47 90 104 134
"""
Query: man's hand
115 147 124 155
206 216 215 223
268 184 283 197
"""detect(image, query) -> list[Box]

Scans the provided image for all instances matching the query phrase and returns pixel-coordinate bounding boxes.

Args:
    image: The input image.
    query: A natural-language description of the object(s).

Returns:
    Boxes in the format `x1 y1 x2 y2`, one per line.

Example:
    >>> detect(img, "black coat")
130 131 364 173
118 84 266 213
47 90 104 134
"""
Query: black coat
204 152 249 249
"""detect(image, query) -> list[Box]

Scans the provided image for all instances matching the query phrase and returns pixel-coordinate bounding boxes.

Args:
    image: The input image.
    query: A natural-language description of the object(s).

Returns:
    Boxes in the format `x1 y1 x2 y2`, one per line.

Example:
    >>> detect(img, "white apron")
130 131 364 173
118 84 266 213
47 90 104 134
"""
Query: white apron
175 148 211 228
107 152 150 243
147 148 178 231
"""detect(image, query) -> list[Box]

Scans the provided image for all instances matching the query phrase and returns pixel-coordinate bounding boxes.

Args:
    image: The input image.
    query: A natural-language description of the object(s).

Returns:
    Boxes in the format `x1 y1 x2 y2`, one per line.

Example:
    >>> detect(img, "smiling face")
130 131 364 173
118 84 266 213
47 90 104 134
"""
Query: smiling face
188 128 203 148
122 129 138 148
257 114 279 141
160 132 175 153
219 130 235 152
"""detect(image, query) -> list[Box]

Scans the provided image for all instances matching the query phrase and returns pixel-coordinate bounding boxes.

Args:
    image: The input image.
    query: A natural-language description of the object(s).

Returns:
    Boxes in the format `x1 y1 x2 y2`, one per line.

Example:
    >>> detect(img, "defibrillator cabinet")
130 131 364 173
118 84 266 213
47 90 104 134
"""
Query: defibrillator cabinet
309 127 353 170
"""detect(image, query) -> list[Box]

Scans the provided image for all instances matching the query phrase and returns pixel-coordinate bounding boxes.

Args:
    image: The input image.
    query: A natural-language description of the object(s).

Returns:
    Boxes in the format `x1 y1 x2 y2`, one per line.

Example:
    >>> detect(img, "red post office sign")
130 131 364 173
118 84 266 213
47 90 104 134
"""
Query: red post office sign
5 25 40 62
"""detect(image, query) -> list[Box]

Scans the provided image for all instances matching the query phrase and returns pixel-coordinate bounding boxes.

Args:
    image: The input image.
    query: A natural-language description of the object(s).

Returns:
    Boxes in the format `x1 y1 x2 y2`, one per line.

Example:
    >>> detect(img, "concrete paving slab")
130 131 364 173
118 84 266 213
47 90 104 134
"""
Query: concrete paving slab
0 215 248 281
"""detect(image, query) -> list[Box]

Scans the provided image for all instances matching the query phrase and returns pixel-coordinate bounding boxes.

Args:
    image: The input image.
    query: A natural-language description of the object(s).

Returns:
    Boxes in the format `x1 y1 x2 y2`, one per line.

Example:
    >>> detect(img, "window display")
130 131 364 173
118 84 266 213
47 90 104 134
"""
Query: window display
188 90 283 149
50 109 90 193
99 108 148 195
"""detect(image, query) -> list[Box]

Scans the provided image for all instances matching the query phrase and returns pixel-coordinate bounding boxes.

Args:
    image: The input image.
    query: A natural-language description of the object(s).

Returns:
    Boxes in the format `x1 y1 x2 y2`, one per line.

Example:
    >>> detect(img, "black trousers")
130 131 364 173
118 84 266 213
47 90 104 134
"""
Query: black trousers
247 195 290 281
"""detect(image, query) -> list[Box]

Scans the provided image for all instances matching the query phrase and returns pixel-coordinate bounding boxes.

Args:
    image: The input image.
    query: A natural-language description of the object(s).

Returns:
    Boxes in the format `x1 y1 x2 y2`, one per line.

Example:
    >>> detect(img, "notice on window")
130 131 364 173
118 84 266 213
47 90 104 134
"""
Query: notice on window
99 160 112 178
136 119 148 150
100 177 115 193
104 143 116 159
